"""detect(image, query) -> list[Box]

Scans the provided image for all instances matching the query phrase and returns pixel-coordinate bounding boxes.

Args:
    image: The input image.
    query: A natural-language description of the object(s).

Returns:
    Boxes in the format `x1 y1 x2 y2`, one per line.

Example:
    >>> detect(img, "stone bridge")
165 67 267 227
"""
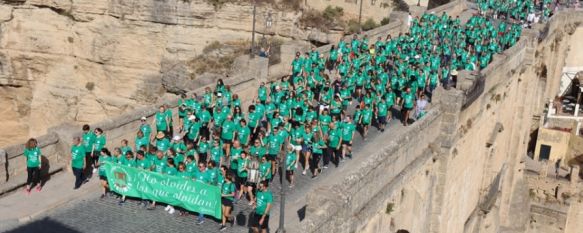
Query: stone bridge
2 1 583 233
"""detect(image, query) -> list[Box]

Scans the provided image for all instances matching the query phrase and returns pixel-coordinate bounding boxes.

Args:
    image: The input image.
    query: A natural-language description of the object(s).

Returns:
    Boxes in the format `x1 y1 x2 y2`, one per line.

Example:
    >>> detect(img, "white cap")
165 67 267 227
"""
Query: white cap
451 69 458 76
141 116 147 120
188 115 196 120
217 92 222 97
173 135 182 141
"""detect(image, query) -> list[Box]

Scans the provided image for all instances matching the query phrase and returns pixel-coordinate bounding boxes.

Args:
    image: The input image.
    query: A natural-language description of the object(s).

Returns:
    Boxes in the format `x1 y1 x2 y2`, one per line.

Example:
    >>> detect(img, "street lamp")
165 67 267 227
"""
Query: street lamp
250 0 257 58
276 150 286 233
358 0 364 32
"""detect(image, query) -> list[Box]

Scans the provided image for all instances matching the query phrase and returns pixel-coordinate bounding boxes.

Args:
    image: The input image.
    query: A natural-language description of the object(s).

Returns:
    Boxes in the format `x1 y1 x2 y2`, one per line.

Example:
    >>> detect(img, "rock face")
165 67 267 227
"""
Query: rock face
0 0 348 147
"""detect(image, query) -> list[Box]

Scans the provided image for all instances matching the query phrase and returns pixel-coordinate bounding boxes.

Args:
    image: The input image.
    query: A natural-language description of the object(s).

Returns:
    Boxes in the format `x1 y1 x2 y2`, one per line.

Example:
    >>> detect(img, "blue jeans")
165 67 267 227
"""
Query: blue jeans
72 167 84 189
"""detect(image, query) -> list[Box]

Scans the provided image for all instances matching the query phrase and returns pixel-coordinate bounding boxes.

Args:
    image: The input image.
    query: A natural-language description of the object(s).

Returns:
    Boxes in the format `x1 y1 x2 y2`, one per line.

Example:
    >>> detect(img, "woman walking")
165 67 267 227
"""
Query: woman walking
220 172 236 231
23 138 42 193
97 148 112 198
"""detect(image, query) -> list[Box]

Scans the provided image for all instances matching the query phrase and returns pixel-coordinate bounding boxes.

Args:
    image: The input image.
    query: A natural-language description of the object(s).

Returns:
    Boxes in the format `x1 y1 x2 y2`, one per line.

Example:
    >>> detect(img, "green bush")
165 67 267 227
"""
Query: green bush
323 6 344 20
346 19 360 34
380 17 390 25
362 18 378 31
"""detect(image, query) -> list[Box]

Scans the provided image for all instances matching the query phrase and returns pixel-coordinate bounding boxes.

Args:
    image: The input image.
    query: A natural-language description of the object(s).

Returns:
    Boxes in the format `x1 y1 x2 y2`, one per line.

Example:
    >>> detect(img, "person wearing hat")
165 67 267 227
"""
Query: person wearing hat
138 116 152 139
153 131 170 152
186 115 201 145
170 135 186 155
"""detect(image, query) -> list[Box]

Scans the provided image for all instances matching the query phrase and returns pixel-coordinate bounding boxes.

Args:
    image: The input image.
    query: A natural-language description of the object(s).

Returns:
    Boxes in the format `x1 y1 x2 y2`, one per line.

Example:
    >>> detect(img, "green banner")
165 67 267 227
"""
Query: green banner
102 162 222 219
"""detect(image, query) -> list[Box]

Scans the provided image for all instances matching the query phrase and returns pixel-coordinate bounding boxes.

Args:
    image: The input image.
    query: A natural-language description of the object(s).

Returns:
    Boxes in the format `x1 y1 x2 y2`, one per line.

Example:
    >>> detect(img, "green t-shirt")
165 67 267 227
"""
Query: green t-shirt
377 101 388 117
164 166 178 176
155 112 168 131
267 135 282 155
140 123 152 138
259 161 272 180
135 136 149 151
328 128 341 148
94 135 106 151
221 182 236 201
152 156 167 173
256 190 273 215
285 151 296 171
237 126 251 145
156 138 170 152
71 145 86 169
82 132 95 152
403 92 415 109
98 156 111 176
221 120 236 140
24 147 41 168
250 145 267 159
341 123 356 141
136 157 152 171
237 157 249 178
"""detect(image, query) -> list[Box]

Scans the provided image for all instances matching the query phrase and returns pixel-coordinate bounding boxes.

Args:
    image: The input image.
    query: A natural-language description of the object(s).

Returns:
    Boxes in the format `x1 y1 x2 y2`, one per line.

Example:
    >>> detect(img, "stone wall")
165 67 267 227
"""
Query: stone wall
0 54 267 195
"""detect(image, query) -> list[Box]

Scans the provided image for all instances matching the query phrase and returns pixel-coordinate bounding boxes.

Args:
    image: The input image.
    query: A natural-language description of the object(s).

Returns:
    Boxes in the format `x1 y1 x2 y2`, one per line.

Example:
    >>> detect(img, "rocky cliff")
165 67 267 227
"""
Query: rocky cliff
0 0 348 146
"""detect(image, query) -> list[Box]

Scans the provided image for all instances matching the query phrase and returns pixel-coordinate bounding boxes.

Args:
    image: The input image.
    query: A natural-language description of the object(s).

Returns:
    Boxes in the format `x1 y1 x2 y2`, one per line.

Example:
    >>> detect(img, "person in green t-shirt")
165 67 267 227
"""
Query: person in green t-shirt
71 137 86 190
375 98 389 132
91 128 106 174
341 116 356 160
252 181 273 233
258 156 272 183
155 105 170 135
236 151 255 205
135 130 150 153
310 133 326 178
221 115 236 158
24 138 42 193
401 87 416 126
285 146 297 188
220 172 236 231
326 123 342 167
139 116 152 139
97 148 112 198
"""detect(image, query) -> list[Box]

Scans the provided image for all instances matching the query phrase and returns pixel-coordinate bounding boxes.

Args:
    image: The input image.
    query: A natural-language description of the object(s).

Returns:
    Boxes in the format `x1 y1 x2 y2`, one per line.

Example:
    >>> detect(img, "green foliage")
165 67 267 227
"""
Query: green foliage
380 17 391 26
385 202 394 214
346 19 361 34
323 6 344 20
362 18 378 31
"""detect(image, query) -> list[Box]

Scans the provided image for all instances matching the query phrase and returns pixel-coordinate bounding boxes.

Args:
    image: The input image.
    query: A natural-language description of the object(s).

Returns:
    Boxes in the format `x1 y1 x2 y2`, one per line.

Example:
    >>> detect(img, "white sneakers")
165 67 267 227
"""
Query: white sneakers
92 168 97 174
165 205 175 214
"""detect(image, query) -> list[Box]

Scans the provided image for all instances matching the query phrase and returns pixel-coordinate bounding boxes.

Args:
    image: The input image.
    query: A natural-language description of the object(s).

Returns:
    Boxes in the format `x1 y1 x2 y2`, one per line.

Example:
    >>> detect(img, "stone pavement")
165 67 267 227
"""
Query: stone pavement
0 171 100 230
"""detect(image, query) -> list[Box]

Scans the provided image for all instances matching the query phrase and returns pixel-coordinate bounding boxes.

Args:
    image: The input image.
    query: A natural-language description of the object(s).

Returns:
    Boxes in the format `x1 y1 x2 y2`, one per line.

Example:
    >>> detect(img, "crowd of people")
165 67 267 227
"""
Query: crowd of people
21 3 543 232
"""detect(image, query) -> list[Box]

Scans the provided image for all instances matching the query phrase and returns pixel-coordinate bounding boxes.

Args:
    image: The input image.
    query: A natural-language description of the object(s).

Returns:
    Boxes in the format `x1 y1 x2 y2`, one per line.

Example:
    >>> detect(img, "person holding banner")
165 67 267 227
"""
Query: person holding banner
97 148 112 198
251 180 273 233
220 172 236 231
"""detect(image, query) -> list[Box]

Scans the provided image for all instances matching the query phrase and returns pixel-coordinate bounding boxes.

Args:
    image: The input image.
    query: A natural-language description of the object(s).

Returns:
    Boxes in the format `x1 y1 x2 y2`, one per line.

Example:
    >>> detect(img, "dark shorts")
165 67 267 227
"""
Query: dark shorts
222 138 232 144
221 198 234 207
267 154 277 161
251 213 269 229
99 175 107 181
378 116 387 124
342 140 352 146
236 176 247 187
404 106 413 111
286 170 294 176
